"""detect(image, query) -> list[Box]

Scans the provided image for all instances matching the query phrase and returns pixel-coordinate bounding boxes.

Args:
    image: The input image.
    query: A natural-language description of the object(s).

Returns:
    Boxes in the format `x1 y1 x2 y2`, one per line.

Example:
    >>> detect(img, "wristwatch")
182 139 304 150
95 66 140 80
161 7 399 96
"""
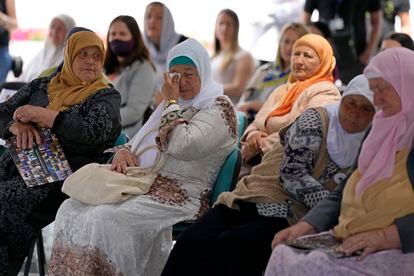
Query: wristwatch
164 99 178 109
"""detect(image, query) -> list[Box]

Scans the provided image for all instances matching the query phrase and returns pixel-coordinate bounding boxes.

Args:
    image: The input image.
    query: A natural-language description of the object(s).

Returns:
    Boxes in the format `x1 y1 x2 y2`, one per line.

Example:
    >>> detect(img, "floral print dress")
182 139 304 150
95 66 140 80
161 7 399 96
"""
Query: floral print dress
48 96 237 276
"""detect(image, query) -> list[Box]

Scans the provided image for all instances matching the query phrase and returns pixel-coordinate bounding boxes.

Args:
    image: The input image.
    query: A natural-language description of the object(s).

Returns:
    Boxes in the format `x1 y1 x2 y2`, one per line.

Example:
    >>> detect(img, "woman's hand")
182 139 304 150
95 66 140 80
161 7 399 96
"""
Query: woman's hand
13 105 42 124
337 224 401 261
241 131 268 160
111 149 138 174
13 105 58 128
271 221 317 249
161 72 180 101
9 121 42 150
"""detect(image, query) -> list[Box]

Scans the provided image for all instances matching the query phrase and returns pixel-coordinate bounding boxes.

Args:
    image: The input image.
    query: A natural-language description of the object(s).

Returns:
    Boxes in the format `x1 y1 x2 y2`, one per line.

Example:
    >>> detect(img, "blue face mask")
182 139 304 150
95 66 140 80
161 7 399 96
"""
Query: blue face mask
109 39 136 57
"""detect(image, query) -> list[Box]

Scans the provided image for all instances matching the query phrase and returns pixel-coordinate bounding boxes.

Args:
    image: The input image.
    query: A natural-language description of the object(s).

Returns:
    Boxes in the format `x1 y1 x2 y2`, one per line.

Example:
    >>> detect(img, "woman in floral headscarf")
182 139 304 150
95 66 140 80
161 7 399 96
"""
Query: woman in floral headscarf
266 47 414 276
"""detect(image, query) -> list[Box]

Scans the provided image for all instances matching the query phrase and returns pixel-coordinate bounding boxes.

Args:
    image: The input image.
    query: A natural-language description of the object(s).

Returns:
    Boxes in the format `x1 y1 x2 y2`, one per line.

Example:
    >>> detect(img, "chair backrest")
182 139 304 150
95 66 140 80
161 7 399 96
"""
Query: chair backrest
0 81 26 91
209 148 242 204
113 131 129 147
236 111 248 147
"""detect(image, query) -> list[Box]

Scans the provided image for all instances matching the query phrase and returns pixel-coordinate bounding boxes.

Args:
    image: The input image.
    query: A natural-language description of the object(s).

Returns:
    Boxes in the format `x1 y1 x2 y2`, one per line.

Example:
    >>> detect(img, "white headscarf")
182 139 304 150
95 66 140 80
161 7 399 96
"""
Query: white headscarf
20 14 76 82
324 74 374 168
129 38 224 167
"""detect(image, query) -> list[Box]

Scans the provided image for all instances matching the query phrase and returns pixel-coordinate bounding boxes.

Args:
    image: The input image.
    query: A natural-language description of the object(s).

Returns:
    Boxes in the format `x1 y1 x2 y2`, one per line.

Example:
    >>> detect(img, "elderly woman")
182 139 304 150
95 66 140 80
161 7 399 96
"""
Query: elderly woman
237 22 309 121
104 15 156 137
19 14 76 82
48 38 236 276
241 34 341 164
0 31 121 275
266 48 414 276
162 74 375 276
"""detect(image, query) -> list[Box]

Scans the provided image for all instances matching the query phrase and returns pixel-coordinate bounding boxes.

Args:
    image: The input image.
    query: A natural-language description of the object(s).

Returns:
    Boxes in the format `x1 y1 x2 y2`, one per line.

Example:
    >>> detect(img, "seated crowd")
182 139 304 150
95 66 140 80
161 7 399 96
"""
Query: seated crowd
0 3 413 276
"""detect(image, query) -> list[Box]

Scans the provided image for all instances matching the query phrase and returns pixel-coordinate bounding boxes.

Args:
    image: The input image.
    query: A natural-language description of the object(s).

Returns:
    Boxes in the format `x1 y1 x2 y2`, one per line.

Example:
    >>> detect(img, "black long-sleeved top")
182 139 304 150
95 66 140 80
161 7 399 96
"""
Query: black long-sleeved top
0 76 122 171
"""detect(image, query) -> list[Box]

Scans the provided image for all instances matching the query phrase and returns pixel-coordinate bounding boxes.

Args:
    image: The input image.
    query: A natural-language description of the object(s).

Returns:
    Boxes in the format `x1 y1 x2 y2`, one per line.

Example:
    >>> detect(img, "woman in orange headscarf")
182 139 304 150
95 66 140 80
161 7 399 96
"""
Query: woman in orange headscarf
241 34 340 163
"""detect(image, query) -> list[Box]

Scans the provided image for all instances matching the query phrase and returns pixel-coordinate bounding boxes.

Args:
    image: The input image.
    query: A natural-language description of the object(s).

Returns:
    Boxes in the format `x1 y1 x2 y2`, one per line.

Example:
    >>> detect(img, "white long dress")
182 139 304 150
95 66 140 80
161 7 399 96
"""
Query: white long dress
48 96 237 276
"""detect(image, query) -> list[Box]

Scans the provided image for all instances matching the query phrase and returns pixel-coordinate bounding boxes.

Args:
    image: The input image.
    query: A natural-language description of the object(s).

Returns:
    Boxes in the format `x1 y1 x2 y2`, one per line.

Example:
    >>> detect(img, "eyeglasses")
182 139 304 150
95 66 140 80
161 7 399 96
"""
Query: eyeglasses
76 49 102 62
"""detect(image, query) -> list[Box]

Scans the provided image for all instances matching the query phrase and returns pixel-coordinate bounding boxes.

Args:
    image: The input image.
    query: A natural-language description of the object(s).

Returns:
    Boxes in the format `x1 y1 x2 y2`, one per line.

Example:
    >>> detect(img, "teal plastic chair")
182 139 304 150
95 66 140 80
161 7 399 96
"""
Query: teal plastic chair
114 131 129 146
210 148 242 203
172 148 242 237
236 111 248 147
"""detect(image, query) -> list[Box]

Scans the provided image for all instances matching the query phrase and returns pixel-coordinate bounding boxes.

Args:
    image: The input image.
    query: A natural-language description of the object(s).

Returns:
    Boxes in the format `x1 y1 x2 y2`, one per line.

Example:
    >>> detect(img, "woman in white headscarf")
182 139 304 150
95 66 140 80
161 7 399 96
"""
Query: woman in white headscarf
19 14 76 82
162 74 375 276
48 38 236 276
143 2 187 94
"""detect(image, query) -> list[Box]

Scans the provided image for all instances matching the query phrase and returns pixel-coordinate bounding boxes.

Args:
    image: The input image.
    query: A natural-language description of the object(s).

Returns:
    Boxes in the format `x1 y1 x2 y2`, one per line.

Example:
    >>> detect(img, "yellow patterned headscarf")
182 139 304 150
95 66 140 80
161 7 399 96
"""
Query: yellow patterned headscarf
47 31 108 111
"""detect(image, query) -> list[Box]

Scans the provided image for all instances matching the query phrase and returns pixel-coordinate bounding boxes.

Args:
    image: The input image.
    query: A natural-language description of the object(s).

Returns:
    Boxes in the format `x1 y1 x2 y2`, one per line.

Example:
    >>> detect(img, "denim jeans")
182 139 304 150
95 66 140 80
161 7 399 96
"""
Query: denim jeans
0 46 12 84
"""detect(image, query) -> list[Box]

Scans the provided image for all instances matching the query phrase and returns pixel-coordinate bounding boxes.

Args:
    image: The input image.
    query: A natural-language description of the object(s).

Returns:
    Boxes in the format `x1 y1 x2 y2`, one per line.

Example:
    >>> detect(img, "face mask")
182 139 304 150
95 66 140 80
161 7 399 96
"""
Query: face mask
109 39 136 57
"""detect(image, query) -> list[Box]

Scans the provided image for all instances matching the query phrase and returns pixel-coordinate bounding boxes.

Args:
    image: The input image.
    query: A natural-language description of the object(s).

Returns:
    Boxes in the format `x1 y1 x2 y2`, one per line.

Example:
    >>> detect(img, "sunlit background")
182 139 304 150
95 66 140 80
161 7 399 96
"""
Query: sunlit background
8 0 306 81
7 0 414 82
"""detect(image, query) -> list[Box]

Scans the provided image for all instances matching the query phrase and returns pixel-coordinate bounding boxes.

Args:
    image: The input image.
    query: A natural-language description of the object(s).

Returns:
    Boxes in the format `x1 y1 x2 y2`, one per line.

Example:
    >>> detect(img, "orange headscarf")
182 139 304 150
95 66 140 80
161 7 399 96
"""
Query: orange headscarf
267 34 335 119
47 31 108 111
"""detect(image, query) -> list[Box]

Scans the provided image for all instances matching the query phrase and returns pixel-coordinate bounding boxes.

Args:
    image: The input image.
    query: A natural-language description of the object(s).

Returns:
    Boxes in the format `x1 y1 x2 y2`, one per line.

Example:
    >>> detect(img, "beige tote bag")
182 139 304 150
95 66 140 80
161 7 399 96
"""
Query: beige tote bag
62 130 166 205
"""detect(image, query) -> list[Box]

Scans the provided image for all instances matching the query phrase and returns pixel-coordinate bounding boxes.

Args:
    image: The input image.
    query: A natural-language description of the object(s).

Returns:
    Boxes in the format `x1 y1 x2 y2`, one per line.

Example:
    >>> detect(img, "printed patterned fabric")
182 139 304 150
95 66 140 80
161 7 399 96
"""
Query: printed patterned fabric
48 96 237 275
48 240 122 276
256 109 341 218
265 244 414 276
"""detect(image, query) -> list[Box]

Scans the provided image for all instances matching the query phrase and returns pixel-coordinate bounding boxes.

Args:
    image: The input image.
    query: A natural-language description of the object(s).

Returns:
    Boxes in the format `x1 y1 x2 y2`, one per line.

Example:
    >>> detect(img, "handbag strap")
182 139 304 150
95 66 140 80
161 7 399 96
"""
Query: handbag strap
127 128 167 175
130 127 159 155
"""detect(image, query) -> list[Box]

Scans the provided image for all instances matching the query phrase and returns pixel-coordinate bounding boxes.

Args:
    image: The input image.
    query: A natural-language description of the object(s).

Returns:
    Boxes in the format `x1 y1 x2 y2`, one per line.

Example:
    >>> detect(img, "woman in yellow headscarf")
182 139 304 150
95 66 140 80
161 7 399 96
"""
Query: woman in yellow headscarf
241 34 341 163
0 30 121 275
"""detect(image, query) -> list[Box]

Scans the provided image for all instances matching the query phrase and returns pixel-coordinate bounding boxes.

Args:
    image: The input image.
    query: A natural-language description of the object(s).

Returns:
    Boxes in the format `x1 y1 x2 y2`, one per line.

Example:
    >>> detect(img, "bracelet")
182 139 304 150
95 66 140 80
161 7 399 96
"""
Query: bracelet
163 99 178 109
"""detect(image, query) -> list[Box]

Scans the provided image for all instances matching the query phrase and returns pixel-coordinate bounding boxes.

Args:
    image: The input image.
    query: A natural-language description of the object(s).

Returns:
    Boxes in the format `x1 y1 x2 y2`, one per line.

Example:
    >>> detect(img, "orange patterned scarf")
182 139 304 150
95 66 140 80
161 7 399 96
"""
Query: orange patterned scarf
267 34 335 119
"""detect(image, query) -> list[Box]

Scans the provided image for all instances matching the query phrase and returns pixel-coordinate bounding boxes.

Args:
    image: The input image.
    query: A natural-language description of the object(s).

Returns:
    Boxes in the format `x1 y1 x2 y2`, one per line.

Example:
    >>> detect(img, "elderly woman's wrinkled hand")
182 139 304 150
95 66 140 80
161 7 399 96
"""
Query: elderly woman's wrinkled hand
241 131 268 160
9 121 42 150
13 105 41 124
271 221 317 249
13 105 59 128
337 224 401 261
161 72 180 101
111 149 138 174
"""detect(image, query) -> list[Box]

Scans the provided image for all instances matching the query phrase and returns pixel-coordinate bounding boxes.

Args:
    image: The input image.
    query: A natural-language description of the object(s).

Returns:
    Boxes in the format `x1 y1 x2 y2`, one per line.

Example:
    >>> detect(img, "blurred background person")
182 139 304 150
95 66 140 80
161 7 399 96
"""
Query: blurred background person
0 0 17 84
104 15 156 138
18 14 75 82
380 31 414 50
303 0 382 85
211 8 255 105
237 22 308 123
143 2 187 106
382 0 411 36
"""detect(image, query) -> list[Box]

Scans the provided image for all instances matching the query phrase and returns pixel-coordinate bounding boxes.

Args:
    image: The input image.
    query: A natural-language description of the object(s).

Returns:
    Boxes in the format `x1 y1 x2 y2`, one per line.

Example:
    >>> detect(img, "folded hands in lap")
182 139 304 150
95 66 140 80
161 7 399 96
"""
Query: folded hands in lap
337 224 401 261
241 130 268 161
